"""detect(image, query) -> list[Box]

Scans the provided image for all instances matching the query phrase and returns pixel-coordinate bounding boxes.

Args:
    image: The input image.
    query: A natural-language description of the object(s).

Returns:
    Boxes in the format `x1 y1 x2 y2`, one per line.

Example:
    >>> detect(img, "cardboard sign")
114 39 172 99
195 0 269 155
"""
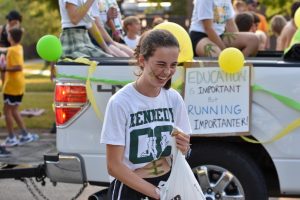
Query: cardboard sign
184 66 251 135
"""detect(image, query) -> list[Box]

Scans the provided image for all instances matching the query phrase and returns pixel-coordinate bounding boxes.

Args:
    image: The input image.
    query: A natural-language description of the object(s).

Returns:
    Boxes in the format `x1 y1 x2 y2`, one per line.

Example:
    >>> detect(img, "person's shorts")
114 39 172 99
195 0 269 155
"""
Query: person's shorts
190 31 224 56
190 31 209 56
107 171 170 200
3 94 23 105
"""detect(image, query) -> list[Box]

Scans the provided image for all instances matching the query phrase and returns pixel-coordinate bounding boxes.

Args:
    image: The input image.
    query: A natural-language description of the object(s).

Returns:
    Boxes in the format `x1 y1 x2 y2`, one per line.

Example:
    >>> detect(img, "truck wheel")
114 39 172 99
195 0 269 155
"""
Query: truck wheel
189 142 268 200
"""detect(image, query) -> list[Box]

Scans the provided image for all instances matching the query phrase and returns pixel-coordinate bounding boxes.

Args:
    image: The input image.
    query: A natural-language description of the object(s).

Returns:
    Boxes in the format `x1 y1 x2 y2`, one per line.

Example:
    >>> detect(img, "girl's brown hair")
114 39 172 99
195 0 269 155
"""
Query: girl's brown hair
134 29 179 89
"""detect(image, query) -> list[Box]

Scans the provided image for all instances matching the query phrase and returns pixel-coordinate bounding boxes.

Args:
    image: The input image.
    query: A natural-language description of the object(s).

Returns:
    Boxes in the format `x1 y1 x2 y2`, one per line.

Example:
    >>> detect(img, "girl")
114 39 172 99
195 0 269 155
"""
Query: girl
100 29 191 199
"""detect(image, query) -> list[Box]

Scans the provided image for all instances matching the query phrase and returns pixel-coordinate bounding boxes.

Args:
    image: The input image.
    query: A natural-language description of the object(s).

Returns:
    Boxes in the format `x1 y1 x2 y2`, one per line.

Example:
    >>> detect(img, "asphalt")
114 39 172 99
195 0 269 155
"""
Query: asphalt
0 130 56 167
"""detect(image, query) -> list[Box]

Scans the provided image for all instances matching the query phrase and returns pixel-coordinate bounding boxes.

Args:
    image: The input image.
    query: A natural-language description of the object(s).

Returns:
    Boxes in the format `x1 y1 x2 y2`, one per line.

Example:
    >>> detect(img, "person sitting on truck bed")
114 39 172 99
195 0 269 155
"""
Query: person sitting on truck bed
276 1 300 51
270 15 287 51
100 29 191 200
58 0 114 58
189 0 259 57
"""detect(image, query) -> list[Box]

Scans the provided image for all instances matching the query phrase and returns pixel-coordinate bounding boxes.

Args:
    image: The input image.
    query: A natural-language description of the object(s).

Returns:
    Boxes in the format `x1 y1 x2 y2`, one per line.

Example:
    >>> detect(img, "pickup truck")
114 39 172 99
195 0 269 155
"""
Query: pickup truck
1 55 300 200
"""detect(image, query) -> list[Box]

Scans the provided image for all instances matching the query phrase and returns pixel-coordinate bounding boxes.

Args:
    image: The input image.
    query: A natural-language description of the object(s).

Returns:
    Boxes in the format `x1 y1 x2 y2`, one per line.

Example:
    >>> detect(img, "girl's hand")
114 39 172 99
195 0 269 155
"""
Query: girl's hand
172 129 190 155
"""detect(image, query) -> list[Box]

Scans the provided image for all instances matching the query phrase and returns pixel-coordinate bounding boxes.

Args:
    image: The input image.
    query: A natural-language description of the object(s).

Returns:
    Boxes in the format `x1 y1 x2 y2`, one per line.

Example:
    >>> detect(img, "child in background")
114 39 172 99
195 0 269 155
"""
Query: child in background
1 28 38 147
152 16 164 27
270 15 287 51
123 16 141 50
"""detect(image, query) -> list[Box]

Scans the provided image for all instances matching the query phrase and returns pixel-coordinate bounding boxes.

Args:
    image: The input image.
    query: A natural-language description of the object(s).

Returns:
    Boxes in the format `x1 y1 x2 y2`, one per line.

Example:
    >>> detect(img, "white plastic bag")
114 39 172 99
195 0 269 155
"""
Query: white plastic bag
159 137 205 200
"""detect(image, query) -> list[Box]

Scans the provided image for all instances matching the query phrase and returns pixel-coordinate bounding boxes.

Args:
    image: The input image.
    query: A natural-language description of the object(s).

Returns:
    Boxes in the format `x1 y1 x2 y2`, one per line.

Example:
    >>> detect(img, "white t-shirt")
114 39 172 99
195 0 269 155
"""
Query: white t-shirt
189 0 234 35
124 35 140 49
59 0 99 29
100 83 191 170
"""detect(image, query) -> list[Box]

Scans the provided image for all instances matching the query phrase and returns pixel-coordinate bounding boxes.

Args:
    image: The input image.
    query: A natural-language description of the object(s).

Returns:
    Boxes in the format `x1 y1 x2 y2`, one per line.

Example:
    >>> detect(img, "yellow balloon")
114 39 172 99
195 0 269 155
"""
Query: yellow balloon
153 22 193 63
295 7 300 28
218 47 244 73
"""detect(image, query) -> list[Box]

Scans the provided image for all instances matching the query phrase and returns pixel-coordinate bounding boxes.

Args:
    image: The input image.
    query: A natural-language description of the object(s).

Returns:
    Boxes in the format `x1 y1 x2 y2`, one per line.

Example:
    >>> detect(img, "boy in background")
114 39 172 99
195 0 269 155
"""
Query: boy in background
0 28 38 148
123 16 141 50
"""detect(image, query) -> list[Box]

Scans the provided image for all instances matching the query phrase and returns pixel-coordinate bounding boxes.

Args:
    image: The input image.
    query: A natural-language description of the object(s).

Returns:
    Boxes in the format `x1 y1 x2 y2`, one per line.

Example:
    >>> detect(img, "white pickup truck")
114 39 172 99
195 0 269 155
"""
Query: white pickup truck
2 55 300 200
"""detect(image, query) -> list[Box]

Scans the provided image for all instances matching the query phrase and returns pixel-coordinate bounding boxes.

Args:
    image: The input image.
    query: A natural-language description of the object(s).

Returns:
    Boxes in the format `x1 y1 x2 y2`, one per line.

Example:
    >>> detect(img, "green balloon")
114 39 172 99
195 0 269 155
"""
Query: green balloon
36 35 62 61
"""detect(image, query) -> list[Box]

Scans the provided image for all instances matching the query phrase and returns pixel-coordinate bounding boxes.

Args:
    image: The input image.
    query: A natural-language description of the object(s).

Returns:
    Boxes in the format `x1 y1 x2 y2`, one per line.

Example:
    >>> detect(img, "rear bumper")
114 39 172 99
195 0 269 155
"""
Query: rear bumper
44 153 86 184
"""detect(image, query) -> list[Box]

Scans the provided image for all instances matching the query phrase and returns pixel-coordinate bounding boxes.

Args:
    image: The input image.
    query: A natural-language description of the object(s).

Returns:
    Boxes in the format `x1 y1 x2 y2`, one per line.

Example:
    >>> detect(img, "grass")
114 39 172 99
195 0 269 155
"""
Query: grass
0 60 55 130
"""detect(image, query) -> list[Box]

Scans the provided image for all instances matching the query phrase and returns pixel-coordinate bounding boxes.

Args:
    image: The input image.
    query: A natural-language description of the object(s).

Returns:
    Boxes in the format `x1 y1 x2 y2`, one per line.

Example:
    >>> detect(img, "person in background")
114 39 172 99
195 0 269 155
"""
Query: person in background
123 16 141 50
98 0 125 43
152 16 164 28
234 11 267 50
0 10 22 47
270 15 287 51
101 29 191 199
189 0 259 57
0 10 22 84
251 12 267 50
233 0 247 15
1 28 39 147
58 0 113 58
244 0 268 34
235 12 254 32
277 2 300 51
93 16 134 57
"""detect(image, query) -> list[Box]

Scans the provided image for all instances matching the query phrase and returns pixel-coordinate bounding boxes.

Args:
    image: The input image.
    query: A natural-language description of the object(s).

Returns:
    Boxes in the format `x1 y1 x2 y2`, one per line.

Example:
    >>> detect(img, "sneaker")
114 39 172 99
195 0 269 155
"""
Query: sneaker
1 136 19 147
19 133 39 145
0 146 11 157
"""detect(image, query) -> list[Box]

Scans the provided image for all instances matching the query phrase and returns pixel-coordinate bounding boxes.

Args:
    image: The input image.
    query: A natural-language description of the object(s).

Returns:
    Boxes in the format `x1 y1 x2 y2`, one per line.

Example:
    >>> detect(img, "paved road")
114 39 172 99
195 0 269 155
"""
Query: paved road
0 132 299 200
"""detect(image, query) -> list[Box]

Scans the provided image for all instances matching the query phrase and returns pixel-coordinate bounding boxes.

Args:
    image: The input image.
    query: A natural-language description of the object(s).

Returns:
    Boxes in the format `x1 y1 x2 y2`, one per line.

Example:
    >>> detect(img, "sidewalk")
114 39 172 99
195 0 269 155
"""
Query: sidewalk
0 130 56 166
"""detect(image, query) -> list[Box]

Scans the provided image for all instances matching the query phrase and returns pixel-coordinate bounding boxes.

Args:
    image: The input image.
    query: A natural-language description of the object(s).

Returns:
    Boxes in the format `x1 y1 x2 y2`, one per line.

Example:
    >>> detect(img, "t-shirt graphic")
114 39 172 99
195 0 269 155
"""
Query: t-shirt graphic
213 3 230 24
129 108 174 164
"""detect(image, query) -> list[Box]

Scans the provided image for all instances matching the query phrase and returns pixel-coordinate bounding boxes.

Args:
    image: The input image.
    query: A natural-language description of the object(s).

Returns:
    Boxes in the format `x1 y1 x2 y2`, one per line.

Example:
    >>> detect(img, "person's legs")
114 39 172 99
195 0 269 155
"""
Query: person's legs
222 32 259 56
2 103 19 147
109 44 129 57
3 103 15 138
190 31 222 57
195 37 222 57
11 104 27 135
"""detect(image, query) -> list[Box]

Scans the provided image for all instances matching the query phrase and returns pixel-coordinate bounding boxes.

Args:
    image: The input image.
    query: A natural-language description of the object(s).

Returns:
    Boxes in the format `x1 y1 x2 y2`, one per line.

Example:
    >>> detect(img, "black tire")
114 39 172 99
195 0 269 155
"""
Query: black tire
188 142 268 200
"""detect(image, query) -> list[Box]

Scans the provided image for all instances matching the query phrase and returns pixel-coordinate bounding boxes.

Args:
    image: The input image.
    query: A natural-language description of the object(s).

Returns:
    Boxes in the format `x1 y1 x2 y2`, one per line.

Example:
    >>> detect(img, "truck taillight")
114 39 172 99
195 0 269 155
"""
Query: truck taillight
55 84 87 126
55 85 87 103
55 107 81 125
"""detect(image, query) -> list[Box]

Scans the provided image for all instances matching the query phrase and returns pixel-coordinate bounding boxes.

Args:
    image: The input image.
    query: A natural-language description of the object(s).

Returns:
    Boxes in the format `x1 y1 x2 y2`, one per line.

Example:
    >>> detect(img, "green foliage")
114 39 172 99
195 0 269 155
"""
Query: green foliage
255 0 296 19
169 0 187 15
0 0 61 58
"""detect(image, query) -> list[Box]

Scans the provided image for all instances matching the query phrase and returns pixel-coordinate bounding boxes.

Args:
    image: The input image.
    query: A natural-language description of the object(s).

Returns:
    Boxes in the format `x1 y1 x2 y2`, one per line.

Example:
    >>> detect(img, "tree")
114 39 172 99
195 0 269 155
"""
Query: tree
0 0 61 58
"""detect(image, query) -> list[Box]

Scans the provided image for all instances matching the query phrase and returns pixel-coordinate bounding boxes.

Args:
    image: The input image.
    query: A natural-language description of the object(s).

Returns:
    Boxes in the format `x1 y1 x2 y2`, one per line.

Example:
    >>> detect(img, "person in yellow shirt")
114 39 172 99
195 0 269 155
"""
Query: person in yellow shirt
1 28 38 147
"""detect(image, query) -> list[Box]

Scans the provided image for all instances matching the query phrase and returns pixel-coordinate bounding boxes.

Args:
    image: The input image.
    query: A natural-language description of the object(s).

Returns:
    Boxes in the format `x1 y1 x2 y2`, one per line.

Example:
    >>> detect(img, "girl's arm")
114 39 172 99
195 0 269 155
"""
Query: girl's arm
89 22 113 55
65 0 95 25
202 19 226 50
94 18 134 57
106 145 160 199
95 17 114 44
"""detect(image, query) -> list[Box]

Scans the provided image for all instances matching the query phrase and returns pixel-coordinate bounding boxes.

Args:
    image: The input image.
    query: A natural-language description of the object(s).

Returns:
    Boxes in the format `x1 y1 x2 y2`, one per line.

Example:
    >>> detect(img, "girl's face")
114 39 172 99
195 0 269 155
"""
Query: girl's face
140 46 179 88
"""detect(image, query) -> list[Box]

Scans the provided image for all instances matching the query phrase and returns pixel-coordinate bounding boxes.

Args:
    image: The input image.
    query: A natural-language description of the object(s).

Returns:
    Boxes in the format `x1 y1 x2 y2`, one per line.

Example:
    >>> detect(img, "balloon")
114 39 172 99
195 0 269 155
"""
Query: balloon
36 35 62 61
154 22 193 63
218 47 244 74
294 7 300 28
